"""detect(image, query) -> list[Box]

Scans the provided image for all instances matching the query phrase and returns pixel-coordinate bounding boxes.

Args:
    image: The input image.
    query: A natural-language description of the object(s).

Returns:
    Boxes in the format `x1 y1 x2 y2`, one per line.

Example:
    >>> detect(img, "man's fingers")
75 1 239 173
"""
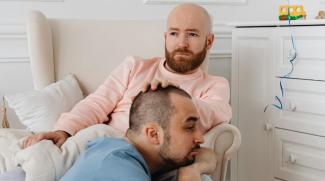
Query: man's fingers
55 139 65 148
38 133 54 140
22 133 56 149
161 79 169 88
24 137 34 149
141 81 150 92
151 79 160 90
161 80 179 88
22 136 36 149
29 137 38 146
22 137 29 149
143 79 179 93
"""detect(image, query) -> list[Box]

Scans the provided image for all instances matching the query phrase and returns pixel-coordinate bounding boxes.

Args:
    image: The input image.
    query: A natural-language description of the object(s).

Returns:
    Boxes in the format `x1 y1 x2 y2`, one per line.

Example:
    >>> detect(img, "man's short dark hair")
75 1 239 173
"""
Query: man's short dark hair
128 85 191 134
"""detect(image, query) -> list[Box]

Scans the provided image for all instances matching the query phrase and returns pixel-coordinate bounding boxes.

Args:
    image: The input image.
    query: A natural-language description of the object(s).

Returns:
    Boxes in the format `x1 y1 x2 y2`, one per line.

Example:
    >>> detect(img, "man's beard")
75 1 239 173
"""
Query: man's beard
158 132 200 171
165 41 207 73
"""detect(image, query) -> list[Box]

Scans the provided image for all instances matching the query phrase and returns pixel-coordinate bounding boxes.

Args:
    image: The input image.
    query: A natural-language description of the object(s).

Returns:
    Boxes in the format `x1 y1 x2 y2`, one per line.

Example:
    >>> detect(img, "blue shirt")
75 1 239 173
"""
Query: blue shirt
60 137 151 181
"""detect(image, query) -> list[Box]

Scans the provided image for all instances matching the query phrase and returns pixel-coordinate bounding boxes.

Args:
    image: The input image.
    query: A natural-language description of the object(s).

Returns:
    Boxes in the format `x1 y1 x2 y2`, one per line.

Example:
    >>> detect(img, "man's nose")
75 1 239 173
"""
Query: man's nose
194 130 204 144
177 34 189 49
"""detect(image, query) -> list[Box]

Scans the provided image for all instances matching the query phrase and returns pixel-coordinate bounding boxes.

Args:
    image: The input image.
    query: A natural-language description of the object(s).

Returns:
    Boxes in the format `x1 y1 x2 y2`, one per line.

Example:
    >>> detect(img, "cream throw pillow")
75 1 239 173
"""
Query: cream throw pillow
4 74 83 132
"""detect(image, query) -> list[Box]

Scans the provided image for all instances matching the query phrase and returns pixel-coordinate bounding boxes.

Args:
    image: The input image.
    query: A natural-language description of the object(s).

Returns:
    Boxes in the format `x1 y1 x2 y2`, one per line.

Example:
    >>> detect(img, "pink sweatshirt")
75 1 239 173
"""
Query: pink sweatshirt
54 56 232 135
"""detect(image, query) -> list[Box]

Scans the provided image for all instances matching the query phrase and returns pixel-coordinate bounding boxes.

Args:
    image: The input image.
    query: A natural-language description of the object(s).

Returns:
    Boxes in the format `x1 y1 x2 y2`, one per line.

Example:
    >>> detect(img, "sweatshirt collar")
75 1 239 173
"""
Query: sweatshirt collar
158 58 203 82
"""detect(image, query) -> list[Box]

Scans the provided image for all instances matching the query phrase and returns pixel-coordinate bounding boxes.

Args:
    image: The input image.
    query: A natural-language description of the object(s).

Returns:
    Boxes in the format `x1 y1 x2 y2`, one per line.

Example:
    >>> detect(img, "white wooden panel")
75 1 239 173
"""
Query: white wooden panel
272 78 325 137
275 128 325 181
212 37 231 53
275 26 325 81
0 24 31 92
209 24 232 82
0 24 28 61
0 24 25 35
231 28 274 181
0 62 33 129
213 24 232 53
0 23 33 128
0 62 33 92
0 36 28 60
208 55 231 83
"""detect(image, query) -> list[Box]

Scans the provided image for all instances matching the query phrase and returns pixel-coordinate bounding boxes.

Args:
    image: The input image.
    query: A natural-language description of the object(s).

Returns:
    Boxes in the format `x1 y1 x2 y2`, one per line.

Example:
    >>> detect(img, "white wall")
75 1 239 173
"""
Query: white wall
0 0 273 22
0 0 324 127
1 0 322 22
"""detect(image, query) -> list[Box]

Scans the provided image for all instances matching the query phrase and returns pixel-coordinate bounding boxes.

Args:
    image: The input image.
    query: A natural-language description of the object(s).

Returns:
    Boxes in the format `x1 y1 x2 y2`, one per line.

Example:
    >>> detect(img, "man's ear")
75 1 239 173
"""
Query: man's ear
144 123 162 145
206 33 214 50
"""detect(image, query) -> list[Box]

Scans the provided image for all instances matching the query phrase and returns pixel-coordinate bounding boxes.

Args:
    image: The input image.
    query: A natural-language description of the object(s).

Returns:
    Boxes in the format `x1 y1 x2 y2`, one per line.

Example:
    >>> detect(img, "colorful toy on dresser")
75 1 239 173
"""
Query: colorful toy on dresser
279 5 306 20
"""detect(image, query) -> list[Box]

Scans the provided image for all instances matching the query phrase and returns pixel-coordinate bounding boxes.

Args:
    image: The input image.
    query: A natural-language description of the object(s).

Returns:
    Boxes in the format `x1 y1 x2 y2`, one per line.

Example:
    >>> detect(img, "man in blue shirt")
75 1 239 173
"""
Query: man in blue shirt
60 85 217 181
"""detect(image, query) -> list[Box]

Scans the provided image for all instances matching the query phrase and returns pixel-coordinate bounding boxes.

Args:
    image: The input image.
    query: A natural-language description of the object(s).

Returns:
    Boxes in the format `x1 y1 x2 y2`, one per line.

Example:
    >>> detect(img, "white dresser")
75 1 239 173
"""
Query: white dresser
230 20 325 181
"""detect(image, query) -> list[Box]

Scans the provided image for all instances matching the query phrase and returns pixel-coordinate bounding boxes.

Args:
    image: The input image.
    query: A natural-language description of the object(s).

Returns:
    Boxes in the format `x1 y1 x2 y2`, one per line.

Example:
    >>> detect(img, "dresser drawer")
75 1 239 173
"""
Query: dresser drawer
274 128 325 181
275 27 325 81
272 78 325 136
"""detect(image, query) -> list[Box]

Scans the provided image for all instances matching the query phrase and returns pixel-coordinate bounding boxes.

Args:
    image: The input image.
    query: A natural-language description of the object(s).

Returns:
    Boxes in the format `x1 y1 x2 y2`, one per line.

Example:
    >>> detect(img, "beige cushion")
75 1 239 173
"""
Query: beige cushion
27 11 166 94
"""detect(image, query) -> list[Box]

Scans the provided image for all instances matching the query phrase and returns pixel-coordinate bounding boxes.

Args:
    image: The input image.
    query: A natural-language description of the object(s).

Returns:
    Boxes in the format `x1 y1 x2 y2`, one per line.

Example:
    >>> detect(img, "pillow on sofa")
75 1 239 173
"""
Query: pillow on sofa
4 74 83 132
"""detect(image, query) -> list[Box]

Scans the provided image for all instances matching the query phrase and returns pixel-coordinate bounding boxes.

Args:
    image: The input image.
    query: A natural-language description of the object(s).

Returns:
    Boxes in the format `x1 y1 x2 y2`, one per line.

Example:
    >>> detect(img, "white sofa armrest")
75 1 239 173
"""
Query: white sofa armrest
202 123 241 181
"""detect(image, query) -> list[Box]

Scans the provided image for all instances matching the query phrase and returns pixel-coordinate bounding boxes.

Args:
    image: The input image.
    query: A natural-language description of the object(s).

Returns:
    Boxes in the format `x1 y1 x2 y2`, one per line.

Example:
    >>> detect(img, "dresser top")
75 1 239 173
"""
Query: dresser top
228 19 325 27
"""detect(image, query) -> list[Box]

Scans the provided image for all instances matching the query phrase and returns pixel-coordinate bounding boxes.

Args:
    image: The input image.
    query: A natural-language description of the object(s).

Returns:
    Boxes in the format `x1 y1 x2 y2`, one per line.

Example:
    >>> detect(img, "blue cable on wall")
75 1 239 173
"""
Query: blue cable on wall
264 0 298 112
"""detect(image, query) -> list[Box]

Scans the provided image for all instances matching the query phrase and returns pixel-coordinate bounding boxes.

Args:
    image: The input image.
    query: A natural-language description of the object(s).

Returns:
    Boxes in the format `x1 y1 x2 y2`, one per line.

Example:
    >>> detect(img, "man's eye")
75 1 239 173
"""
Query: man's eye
186 127 195 132
189 33 198 37
169 32 178 36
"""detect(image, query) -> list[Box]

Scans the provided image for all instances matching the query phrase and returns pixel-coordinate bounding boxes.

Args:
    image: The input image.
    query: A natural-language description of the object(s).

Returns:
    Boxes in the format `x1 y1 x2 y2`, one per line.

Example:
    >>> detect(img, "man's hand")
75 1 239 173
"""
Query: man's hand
178 165 201 181
193 147 219 175
177 148 219 181
142 78 179 92
22 130 70 149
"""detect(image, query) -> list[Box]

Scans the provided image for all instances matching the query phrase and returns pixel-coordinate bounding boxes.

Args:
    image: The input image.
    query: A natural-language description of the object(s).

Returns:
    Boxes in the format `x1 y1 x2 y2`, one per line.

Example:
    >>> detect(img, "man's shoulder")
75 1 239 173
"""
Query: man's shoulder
203 73 229 84
121 56 162 74
87 137 127 150
83 137 150 181
88 137 140 159
97 140 150 180
87 137 143 164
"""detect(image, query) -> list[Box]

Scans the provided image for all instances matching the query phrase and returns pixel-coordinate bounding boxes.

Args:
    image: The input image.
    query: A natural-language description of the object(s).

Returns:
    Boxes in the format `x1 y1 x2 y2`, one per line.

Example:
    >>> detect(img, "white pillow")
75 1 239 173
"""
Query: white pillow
15 124 123 181
4 74 84 132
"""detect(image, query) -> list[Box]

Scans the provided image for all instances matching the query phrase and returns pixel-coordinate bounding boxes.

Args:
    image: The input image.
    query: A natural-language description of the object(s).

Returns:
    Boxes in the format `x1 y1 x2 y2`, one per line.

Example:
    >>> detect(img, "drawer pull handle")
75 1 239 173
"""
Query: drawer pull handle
264 123 273 131
287 100 297 112
289 154 296 164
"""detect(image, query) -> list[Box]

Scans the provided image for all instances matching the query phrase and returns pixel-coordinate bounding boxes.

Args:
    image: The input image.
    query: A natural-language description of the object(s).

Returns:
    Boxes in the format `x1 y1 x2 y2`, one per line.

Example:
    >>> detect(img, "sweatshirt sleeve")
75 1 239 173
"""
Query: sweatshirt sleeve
53 56 136 135
193 77 232 133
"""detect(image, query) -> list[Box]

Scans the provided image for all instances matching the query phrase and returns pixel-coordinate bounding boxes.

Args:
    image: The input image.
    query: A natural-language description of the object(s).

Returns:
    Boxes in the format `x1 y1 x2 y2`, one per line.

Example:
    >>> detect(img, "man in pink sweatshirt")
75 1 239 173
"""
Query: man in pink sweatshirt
22 3 231 179
23 2 231 148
